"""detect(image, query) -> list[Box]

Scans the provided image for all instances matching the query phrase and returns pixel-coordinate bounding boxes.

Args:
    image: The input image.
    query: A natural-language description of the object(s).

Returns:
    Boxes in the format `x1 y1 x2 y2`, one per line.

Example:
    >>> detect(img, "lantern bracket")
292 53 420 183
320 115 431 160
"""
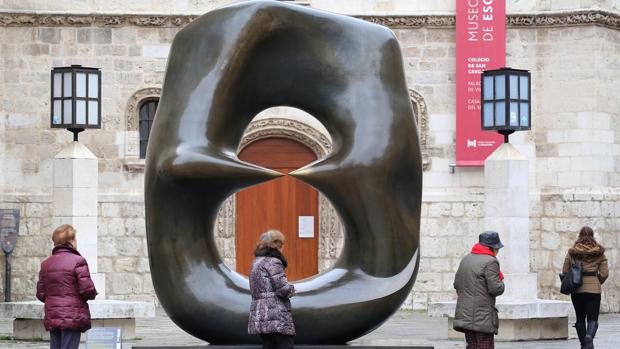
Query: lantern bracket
67 127 85 142
498 129 515 143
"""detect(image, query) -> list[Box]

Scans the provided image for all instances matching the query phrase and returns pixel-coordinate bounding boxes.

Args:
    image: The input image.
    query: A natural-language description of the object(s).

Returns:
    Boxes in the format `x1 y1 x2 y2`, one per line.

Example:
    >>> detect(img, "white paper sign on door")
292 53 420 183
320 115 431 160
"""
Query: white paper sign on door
298 216 314 238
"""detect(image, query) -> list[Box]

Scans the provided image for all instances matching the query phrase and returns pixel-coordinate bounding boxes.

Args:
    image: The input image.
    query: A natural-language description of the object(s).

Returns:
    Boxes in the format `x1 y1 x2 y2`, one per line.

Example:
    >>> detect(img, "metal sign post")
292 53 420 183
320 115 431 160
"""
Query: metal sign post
1 209 20 302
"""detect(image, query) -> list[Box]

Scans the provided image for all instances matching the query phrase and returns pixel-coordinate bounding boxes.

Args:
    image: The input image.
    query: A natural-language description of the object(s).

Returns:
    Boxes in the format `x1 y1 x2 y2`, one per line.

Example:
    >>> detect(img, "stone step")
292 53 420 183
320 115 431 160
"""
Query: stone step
0 300 155 340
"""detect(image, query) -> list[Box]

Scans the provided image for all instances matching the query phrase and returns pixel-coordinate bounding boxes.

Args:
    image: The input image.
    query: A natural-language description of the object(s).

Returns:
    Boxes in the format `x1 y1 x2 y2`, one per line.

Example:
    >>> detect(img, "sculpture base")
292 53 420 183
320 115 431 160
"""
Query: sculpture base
0 300 155 340
131 344 435 349
428 299 571 341
447 317 568 341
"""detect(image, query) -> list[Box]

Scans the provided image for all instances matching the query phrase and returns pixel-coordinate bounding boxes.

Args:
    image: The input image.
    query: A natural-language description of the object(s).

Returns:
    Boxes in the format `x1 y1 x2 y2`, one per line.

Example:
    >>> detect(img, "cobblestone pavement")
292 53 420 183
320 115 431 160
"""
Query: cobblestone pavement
2 311 619 348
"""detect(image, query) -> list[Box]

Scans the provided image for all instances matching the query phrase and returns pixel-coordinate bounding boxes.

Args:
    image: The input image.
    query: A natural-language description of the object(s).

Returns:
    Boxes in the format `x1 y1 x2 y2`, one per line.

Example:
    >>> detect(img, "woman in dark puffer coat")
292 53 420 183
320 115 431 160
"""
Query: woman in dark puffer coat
36 224 97 349
248 229 296 349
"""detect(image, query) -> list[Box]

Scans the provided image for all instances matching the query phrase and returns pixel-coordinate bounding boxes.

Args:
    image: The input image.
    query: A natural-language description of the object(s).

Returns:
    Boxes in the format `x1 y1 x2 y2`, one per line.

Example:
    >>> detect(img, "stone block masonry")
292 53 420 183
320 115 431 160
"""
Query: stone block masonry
1 6 620 314
533 191 620 313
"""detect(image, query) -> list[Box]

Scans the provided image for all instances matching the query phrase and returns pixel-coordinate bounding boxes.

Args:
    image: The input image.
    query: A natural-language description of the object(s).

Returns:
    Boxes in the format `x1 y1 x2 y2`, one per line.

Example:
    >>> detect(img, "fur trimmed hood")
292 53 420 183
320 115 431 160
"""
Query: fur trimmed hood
254 246 288 268
568 242 605 260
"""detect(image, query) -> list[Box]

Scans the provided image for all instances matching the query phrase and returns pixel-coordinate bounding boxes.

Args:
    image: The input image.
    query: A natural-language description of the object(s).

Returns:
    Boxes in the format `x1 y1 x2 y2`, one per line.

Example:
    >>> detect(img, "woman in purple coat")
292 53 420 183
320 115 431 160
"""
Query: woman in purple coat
248 229 296 349
36 224 97 349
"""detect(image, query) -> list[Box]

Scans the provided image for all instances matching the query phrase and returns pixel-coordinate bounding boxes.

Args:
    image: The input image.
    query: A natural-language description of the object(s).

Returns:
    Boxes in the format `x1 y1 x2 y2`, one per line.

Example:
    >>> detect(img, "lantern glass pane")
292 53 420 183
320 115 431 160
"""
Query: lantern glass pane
63 100 72 124
483 76 493 101
63 72 72 97
494 75 505 100
520 102 530 126
76 100 86 124
88 73 99 98
510 102 518 126
495 102 505 126
88 101 99 125
76 73 87 97
509 75 518 99
53 100 62 124
520 75 529 100
483 102 494 127
53 73 62 98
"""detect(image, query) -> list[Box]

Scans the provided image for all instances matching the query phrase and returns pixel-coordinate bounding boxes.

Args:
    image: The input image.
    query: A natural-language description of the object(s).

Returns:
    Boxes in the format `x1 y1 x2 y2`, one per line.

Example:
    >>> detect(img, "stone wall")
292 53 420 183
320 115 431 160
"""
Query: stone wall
2 0 618 14
532 191 620 313
0 24 179 194
0 196 53 302
407 195 485 309
98 196 153 303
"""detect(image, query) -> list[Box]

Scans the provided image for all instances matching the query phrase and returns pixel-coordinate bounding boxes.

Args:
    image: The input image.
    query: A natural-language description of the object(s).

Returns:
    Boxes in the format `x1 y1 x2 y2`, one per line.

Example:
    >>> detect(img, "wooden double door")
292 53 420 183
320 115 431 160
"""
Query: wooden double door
236 138 319 281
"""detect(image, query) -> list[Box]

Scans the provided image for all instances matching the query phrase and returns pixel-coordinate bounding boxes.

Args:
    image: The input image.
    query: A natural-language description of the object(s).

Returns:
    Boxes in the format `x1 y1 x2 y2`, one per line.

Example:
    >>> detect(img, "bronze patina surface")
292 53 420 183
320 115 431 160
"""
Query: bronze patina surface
145 0 422 344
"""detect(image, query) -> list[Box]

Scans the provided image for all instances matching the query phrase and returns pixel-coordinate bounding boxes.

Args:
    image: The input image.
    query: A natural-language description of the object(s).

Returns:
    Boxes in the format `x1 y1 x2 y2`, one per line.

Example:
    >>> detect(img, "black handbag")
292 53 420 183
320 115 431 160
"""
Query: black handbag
559 256 583 295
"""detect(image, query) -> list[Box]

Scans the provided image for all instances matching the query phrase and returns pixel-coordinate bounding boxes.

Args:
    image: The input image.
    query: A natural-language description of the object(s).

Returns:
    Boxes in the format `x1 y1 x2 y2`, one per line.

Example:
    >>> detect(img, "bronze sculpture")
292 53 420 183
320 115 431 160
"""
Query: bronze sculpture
145 0 422 344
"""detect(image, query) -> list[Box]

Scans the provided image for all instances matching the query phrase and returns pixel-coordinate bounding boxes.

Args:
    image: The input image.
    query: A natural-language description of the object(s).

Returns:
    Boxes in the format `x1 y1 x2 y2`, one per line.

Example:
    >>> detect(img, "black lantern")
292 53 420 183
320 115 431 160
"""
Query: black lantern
481 67 531 143
50 65 101 141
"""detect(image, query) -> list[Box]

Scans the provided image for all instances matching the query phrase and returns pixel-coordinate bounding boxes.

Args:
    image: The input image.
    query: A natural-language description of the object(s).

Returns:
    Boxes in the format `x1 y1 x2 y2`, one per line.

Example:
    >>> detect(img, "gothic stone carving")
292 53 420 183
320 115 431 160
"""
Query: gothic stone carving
508 10 620 29
123 87 161 172
125 87 162 131
239 118 332 155
2 11 618 30
359 15 454 28
410 89 431 171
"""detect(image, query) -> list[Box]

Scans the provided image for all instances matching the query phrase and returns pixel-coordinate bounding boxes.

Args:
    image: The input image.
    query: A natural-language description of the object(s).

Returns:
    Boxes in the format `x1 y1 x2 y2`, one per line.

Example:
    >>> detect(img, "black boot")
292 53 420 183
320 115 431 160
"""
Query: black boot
574 322 586 348
583 321 598 349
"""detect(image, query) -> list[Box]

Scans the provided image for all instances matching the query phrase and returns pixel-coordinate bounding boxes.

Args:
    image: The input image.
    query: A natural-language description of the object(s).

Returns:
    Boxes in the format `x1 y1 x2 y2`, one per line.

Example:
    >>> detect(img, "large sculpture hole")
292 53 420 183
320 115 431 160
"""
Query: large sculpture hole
213 107 345 280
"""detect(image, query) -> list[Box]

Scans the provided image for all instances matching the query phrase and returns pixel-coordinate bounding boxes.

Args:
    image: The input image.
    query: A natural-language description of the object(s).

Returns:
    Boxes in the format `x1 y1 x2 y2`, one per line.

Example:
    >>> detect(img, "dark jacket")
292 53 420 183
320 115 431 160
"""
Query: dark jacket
453 244 505 334
562 242 608 294
36 245 97 332
248 247 295 336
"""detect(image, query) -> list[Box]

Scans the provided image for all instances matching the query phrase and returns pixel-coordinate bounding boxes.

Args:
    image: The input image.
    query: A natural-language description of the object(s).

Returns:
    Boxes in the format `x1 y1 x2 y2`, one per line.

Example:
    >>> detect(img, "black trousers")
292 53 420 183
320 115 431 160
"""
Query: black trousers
260 333 295 349
50 329 81 349
571 292 601 323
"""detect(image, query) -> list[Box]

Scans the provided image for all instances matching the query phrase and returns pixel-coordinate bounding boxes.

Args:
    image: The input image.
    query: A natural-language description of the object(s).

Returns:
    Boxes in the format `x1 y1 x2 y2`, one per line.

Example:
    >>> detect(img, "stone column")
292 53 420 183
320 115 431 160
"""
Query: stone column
484 143 538 300
52 141 105 297
429 142 571 341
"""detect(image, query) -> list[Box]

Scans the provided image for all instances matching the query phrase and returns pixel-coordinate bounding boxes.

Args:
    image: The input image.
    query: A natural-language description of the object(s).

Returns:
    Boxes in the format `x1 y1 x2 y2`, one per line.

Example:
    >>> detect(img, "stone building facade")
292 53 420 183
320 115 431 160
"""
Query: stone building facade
1 0 619 311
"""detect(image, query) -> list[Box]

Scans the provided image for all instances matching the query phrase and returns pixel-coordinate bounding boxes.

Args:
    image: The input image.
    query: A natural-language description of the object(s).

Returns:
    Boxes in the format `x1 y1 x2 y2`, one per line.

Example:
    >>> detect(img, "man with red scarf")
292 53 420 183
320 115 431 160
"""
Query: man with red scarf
453 231 505 349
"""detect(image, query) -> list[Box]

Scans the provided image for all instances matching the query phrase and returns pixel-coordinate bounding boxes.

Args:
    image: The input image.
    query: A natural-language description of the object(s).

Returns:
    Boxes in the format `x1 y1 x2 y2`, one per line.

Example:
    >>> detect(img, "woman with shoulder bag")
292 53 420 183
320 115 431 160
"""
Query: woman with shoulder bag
562 226 608 349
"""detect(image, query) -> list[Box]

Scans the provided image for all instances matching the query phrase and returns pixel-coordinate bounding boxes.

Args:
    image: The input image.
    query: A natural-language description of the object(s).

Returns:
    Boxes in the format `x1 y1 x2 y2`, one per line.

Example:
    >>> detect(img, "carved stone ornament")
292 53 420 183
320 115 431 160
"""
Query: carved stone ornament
239 118 332 155
358 15 454 28
123 87 161 172
410 89 431 171
507 10 620 29
1 10 618 30
125 87 161 131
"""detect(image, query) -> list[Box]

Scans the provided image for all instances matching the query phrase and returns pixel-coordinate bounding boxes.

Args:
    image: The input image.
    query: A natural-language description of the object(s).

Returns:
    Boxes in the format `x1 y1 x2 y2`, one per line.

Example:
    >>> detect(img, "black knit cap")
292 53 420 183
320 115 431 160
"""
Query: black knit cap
479 231 504 249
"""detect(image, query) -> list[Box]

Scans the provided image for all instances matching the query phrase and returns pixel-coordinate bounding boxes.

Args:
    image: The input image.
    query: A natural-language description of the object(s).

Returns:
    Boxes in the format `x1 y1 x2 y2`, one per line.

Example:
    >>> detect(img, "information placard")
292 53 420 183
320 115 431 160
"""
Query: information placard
298 216 315 238
85 327 122 349
0 209 20 254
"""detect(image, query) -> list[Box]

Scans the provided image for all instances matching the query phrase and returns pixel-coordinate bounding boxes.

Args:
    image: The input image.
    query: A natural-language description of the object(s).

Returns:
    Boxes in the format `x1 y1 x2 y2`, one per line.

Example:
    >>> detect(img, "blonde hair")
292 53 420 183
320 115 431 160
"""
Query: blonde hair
52 224 76 246
256 229 285 250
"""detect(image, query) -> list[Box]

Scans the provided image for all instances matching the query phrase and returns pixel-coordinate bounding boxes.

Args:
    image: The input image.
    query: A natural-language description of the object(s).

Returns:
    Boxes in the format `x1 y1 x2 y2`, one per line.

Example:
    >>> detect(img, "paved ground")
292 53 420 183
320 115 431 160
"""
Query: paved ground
2 311 619 348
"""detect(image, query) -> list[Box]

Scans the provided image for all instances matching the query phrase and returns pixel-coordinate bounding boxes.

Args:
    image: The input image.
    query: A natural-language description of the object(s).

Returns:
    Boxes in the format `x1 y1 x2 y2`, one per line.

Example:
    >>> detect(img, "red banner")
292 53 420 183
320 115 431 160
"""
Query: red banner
456 0 505 166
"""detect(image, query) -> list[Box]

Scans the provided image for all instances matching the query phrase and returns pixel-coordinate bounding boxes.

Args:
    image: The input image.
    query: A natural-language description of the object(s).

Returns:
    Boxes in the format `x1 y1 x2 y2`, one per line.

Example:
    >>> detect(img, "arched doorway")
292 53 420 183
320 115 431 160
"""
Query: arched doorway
236 137 319 280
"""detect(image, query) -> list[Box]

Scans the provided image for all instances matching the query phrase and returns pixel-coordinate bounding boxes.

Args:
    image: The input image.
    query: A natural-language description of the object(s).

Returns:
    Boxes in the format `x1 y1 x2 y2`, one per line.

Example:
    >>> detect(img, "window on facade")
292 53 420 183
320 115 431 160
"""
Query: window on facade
139 99 159 159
